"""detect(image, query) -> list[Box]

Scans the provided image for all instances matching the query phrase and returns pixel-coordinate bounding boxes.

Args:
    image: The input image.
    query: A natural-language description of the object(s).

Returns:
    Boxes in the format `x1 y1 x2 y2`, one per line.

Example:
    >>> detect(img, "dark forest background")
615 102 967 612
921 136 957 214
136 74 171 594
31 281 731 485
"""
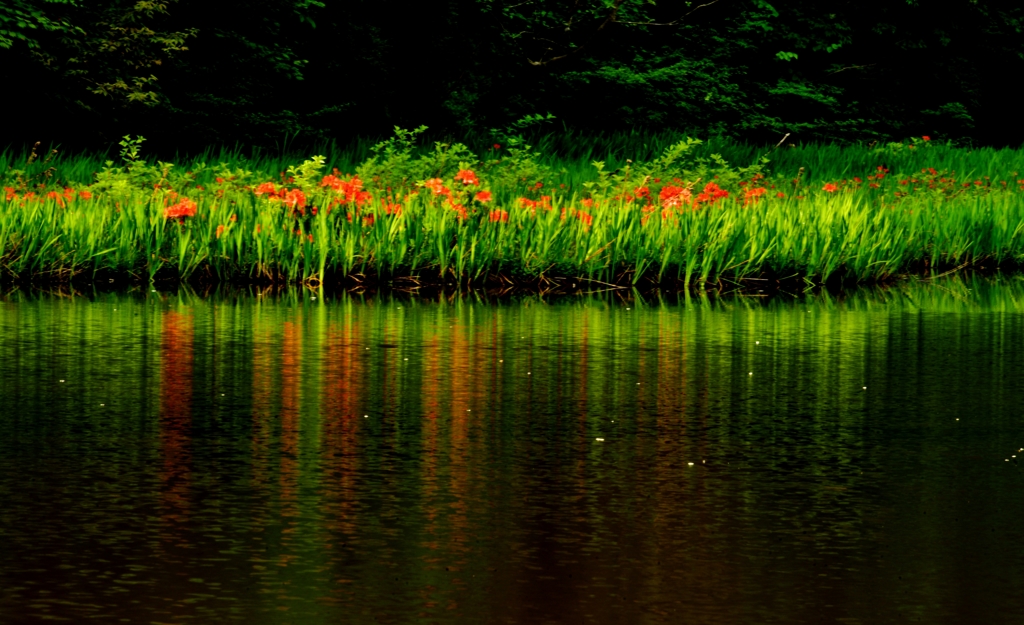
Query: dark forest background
3 0 1022 158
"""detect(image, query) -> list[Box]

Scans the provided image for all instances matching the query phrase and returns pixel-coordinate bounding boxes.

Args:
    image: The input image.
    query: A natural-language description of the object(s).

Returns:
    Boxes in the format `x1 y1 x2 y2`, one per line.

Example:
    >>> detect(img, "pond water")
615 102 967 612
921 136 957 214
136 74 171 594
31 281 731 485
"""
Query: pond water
2 278 1024 624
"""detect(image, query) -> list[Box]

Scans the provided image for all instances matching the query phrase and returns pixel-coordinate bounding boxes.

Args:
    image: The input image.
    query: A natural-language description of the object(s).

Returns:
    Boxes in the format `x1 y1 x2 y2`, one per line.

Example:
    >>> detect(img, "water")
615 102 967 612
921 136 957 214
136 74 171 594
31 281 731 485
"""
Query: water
2 278 1024 624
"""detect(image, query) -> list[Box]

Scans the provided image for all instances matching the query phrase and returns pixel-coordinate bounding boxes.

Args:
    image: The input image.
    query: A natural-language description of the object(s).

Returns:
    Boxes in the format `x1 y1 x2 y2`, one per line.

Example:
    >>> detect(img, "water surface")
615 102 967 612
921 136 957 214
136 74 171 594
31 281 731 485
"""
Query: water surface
2 278 1024 624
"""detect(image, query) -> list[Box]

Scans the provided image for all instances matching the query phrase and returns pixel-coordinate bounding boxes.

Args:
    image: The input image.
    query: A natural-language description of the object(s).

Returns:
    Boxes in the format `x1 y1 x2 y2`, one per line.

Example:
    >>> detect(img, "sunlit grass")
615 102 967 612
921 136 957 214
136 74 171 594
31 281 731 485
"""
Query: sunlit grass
2 130 1023 287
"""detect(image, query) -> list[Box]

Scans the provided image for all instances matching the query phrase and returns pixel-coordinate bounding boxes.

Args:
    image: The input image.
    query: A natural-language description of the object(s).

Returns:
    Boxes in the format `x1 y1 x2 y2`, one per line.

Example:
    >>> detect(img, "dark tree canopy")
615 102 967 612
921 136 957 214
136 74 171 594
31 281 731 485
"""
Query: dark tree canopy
4 0 1022 155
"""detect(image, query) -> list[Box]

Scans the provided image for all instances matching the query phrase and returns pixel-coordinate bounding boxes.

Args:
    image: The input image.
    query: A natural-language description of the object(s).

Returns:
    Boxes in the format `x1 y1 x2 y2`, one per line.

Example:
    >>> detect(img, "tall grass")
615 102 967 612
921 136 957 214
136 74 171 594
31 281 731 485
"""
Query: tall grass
2 130 1024 288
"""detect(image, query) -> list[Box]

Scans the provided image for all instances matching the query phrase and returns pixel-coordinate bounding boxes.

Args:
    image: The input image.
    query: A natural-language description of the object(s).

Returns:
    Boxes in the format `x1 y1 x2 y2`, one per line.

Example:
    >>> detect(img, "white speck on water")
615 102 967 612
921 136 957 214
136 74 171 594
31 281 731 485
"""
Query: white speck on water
756 341 759 344
311 296 316 300
595 438 605 442
749 372 753 375
100 404 104 407
527 372 531 375
59 380 64 383
688 462 694 466
221 393 225 396
863 386 867 390
364 415 369 418
637 382 640 385
404 358 408 360
626 308 630 310
499 360 503 363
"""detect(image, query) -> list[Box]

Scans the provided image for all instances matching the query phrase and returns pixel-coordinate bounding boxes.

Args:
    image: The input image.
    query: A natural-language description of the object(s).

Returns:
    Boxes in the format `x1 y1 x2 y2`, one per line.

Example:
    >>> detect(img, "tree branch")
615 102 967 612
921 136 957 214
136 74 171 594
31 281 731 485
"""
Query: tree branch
527 0 626 66
825 63 876 75
617 0 724 27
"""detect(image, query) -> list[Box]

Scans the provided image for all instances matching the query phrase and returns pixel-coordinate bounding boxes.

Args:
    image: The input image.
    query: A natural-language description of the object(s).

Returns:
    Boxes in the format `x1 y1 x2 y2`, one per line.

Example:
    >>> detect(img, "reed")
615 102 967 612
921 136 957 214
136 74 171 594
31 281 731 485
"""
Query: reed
2 130 1023 288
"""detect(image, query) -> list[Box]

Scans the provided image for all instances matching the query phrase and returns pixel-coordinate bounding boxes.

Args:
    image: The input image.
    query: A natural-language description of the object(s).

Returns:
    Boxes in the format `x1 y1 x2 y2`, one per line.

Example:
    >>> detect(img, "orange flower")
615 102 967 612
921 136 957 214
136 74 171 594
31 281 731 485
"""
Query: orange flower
45 191 66 207
164 198 197 219
422 178 450 196
474 190 493 202
823 183 839 193
659 185 691 208
576 211 592 228
454 169 480 186
489 209 509 223
216 224 226 238
282 188 307 210
254 182 276 196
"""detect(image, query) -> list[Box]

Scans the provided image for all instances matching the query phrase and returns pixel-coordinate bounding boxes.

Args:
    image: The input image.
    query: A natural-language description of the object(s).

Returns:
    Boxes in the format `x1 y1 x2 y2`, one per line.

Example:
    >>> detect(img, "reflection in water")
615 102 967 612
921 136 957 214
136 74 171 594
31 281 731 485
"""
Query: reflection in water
2 276 1024 623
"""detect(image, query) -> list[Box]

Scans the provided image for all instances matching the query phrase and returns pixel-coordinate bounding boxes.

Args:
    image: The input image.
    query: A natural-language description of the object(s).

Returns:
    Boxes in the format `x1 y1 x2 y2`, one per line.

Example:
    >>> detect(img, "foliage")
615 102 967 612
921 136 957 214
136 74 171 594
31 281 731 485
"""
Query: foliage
3 132 1024 287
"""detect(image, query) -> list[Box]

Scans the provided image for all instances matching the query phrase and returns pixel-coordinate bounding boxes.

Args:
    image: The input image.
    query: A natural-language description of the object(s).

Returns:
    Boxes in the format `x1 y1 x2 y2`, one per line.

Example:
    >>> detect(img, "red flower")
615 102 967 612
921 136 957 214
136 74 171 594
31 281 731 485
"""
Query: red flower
474 190 493 202
254 182 276 196
282 188 307 210
660 185 691 208
693 182 729 207
454 169 480 186
576 211 593 228
422 178 451 196
164 198 197 219
743 187 767 206
45 191 66 207
922 136 930 141
823 183 839 193
216 224 226 238
489 209 509 223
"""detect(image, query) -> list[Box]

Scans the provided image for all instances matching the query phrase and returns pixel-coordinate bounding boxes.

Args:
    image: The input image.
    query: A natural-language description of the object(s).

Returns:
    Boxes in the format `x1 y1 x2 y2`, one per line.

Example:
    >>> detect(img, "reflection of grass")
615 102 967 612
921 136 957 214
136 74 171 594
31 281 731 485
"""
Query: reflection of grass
2 131 1024 288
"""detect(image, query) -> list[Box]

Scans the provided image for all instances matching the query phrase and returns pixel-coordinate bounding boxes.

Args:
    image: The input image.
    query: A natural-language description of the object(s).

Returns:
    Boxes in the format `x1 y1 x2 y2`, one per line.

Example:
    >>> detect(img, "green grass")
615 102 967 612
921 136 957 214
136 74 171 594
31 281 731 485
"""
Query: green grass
2 129 1024 289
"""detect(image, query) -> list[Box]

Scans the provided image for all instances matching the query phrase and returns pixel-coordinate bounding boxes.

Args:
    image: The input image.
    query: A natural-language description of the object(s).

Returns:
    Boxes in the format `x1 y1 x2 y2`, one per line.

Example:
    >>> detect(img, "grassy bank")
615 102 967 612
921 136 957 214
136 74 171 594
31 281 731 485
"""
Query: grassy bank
2 128 1024 290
